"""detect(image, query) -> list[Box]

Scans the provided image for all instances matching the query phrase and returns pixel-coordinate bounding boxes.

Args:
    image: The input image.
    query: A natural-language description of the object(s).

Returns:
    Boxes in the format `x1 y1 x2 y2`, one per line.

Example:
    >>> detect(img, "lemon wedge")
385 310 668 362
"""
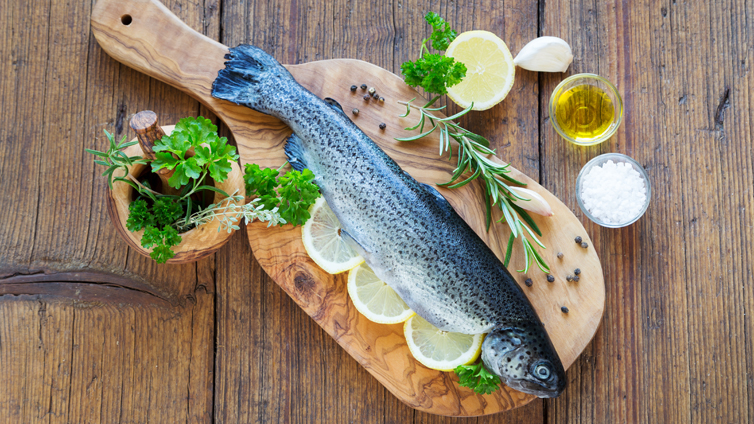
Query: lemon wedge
445 30 516 111
302 197 364 274
347 263 414 324
403 315 484 371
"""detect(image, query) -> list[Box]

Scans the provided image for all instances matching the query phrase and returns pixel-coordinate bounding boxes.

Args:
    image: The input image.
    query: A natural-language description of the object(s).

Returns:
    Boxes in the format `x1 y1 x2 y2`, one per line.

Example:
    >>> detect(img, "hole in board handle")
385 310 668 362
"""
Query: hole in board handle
121 15 133 26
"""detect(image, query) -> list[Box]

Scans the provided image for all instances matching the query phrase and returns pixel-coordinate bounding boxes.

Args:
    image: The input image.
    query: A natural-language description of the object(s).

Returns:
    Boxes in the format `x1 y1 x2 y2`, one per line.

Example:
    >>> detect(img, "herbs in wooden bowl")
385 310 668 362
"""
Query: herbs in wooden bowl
88 112 285 264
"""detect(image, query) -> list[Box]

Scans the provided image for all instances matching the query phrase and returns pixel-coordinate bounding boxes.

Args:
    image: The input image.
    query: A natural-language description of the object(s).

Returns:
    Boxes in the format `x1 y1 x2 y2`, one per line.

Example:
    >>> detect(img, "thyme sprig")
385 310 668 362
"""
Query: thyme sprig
174 192 286 233
396 98 549 273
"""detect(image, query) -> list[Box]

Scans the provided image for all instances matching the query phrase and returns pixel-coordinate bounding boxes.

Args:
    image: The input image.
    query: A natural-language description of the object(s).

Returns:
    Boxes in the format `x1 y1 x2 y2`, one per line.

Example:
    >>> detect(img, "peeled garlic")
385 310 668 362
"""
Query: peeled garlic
513 36 573 73
509 187 554 217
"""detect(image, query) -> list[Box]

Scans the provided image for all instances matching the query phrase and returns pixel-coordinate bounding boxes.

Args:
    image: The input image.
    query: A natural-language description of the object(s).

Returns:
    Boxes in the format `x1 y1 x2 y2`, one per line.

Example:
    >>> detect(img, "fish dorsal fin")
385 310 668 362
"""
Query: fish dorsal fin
421 183 454 216
323 97 347 116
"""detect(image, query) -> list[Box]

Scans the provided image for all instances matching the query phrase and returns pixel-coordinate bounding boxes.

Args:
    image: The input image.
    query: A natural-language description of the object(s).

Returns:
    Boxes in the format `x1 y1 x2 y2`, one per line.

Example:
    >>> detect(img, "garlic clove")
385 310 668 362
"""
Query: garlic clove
509 187 554 217
513 36 573 73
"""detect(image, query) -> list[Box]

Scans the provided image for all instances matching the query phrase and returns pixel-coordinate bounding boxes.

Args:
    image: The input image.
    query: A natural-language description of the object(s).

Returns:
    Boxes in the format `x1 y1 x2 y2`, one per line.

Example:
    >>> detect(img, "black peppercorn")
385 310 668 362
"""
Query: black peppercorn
581 242 588 248
360 84 367 90
352 108 359 116
350 85 357 92
379 97 385 103
566 275 573 282
363 95 370 101
561 306 569 314
573 275 580 282
575 236 582 244
557 252 564 259
379 123 386 130
574 268 581 275
524 278 533 287
546 274 555 283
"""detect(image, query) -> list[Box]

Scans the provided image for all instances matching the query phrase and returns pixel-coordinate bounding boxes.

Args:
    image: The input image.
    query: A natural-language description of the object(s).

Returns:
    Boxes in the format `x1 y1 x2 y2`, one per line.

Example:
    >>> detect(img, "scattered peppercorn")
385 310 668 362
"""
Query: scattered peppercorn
379 123 386 130
575 236 582 244
524 278 533 287
363 95 370 101
352 108 359 116
360 84 367 90
573 275 580 282
561 306 569 314
371 92 379 100
574 268 581 275
546 274 555 283
566 275 573 282
350 85 357 92
557 252 564 259
379 96 385 103
581 242 589 248
368 87 376 95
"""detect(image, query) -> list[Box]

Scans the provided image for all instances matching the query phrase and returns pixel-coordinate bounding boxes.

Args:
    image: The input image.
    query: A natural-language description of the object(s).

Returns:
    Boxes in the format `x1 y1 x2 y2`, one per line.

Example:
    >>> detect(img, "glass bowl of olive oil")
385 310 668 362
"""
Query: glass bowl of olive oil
549 74 623 146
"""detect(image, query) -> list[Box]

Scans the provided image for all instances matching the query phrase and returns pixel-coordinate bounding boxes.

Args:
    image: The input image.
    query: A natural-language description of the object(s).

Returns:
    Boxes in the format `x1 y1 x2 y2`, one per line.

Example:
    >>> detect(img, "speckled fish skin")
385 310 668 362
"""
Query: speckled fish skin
212 44 566 398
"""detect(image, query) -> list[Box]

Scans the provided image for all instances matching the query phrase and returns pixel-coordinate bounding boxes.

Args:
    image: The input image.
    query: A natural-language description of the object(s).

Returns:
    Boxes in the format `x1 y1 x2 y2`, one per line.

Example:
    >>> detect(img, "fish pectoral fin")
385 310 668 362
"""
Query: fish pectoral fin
323 97 347 116
421 183 455 216
284 133 308 172
340 229 372 257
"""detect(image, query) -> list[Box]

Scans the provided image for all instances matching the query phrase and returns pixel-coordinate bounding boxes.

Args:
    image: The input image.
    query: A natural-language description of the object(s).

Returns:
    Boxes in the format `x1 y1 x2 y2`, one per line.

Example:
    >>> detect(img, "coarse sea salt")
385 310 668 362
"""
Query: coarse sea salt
580 160 647 225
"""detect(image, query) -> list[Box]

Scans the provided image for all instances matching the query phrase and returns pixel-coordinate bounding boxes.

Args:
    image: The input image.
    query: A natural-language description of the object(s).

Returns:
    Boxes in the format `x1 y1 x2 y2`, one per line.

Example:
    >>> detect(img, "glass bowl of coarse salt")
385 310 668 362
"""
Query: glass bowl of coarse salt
576 153 651 228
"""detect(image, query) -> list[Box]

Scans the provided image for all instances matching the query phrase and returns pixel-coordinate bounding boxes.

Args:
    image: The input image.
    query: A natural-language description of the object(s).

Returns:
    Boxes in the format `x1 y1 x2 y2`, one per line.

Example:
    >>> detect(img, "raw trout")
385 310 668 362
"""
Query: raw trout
212 45 566 398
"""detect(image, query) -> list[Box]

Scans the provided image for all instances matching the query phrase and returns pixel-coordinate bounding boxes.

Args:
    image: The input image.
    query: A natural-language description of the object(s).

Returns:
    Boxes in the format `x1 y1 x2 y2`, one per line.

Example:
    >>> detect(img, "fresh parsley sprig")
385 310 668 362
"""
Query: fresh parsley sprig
401 12 467 97
397 98 549 274
455 362 502 395
244 163 320 227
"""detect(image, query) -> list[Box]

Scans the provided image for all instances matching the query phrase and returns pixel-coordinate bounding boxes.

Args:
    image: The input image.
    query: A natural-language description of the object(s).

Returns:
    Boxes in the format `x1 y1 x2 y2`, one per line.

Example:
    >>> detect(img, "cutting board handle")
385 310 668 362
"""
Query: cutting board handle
91 0 228 108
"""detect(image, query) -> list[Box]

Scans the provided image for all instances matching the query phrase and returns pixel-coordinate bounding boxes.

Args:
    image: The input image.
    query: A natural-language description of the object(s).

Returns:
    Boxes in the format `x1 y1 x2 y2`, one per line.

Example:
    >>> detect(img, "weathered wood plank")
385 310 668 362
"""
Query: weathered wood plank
0 0 220 422
541 0 754 423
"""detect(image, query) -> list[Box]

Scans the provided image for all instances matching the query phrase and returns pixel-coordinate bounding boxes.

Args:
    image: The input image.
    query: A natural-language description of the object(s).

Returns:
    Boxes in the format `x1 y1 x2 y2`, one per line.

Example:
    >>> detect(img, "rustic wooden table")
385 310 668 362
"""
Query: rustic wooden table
1 0 751 423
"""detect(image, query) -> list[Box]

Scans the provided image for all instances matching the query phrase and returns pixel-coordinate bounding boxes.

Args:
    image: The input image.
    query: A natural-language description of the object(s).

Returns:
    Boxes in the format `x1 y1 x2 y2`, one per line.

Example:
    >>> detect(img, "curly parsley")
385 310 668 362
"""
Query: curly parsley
401 12 466 97
454 362 502 395
244 164 320 227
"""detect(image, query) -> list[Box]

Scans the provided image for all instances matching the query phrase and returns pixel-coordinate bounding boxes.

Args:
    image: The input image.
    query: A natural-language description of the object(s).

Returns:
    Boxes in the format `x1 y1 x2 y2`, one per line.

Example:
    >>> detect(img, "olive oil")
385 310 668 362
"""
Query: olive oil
555 85 615 140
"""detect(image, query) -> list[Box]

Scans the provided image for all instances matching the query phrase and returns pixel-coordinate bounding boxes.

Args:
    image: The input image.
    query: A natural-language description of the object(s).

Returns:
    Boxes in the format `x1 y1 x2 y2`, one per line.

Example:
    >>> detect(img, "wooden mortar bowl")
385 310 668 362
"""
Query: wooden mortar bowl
106 125 245 264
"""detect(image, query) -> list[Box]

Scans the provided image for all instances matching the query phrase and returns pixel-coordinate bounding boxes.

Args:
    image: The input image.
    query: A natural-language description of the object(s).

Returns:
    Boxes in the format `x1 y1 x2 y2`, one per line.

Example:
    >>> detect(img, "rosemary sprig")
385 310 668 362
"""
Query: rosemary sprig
396 97 549 273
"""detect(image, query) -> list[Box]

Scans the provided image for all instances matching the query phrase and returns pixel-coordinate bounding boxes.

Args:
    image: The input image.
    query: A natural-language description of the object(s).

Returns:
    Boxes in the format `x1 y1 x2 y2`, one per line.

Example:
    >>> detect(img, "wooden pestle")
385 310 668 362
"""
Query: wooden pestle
129 110 180 196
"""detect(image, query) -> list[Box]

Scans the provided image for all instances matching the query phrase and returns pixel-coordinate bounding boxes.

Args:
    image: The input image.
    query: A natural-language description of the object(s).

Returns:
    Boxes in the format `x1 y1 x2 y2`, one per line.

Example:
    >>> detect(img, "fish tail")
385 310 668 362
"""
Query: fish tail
211 45 292 114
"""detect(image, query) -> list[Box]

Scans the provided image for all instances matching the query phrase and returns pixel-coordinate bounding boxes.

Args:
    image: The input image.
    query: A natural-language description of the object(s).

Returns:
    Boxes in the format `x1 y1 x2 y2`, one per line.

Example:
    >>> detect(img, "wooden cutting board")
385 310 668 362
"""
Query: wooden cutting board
91 0 605 416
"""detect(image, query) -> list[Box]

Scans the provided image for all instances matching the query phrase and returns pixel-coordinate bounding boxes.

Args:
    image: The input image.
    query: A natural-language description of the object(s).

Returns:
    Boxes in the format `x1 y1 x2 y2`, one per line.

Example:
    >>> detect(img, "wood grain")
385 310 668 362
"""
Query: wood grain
91 0 603 416
2 0 752 422
0 0 219 422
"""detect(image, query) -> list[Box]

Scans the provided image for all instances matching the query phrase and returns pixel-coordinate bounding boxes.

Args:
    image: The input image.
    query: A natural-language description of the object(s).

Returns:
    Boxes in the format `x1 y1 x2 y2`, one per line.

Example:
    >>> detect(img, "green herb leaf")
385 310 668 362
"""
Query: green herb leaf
401 54 467 96
126 199 153 232
400 13 466 96
277 169 321 226
152 198 184 227
244 164 280 197
141 225 182 264
425 12 457 51
454 362 501 395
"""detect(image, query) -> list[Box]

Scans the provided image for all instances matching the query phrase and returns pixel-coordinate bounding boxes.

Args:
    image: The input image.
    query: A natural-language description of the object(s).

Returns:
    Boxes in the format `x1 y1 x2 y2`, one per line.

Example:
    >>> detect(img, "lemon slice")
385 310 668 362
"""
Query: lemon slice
302 197 364 274
404 315 484 371
347 263 414 324
445 30 516 111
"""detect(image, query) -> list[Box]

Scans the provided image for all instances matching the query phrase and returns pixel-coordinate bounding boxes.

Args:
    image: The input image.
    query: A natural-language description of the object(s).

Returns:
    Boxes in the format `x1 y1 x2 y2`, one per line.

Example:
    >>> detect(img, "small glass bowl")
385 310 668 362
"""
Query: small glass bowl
576 153 651 228
549 74 624 146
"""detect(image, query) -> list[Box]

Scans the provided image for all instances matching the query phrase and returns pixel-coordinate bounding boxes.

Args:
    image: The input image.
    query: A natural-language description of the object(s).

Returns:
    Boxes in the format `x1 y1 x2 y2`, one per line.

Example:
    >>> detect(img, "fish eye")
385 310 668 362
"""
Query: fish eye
534 364 551 380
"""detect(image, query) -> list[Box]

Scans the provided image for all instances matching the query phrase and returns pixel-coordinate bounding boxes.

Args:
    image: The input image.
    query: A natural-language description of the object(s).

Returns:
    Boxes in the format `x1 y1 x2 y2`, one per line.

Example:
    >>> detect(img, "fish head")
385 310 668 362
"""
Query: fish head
481 323 566 398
